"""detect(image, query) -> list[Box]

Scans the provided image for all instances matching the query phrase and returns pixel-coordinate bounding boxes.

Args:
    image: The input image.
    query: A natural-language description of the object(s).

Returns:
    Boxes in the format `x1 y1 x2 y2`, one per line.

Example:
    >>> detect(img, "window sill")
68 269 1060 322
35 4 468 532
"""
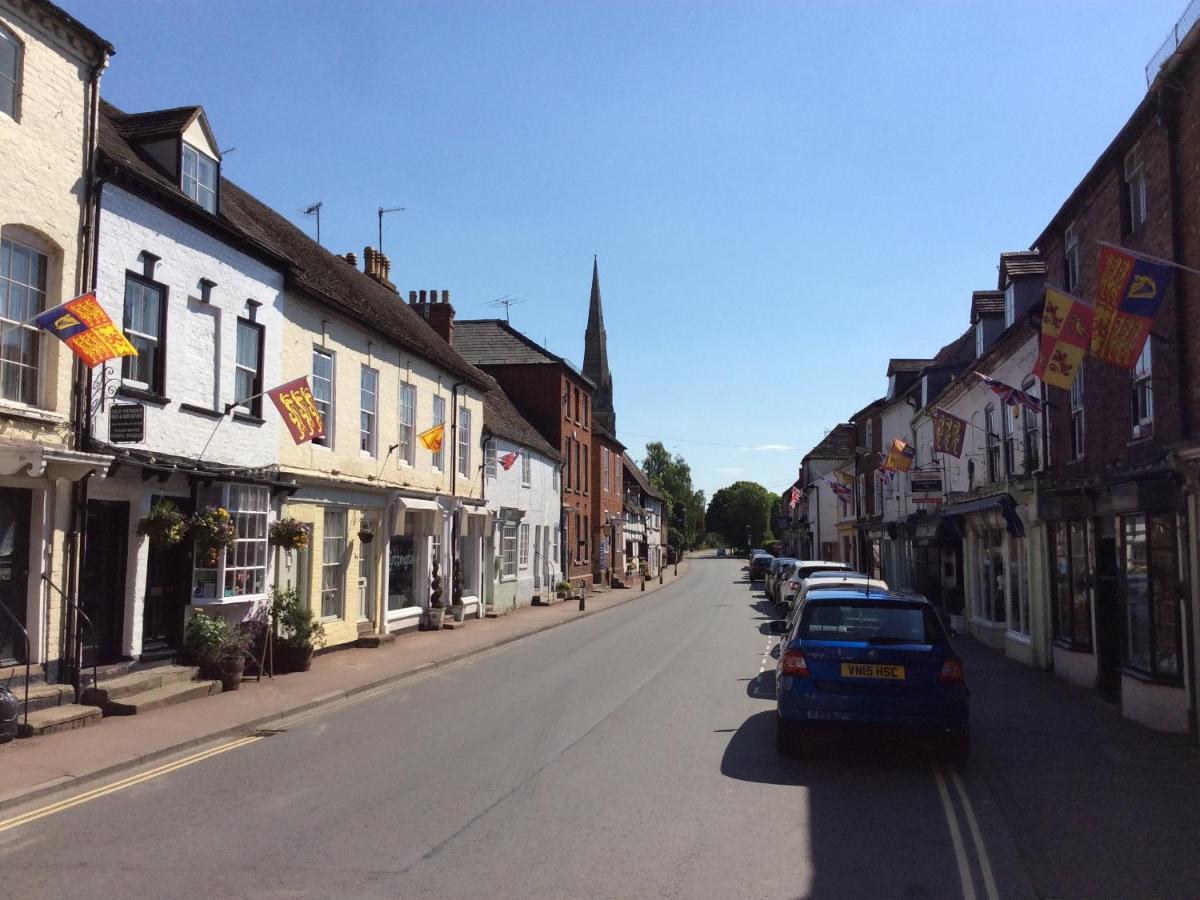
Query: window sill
232 411 264 426
1005 630 1032 645
1122 666 1183 688
0 400 67 426
1127 433 1155 447
117 385 169 406
385 605 422 622
179 402 223 420
1053 638 1094 654
970 618 1006 631
191 593 262 607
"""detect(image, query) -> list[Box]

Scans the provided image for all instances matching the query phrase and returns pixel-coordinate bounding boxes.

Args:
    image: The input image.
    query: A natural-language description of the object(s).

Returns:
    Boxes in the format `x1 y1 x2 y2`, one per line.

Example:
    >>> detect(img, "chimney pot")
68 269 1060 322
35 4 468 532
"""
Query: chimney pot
409 290 417 305
442 290 450 304
344 252 357 266
419 290 427 303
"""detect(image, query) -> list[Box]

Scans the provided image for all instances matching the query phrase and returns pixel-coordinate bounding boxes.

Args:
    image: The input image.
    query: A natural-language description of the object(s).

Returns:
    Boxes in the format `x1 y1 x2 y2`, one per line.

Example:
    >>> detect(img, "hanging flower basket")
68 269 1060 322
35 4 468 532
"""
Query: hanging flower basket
136 500 188 548
190 506 238 556
357 520 376 544
270 517 310 552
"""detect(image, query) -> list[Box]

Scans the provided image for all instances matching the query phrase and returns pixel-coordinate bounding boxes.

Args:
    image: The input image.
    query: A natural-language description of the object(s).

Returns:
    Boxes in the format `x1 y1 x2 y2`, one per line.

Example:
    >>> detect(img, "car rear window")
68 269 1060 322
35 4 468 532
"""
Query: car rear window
800 603 945 644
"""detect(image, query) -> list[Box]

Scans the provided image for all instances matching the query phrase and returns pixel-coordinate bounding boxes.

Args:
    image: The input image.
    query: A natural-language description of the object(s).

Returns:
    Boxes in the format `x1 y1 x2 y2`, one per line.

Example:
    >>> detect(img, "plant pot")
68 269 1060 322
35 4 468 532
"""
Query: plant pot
425 608 445 630
275 644 314 673
218 656 245 692
450 603 465 623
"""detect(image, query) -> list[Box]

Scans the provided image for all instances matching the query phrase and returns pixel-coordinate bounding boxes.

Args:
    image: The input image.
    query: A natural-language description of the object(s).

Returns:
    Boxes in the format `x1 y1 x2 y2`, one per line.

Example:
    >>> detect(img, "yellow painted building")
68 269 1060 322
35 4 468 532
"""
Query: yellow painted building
0 0 112 679
238 190 490 646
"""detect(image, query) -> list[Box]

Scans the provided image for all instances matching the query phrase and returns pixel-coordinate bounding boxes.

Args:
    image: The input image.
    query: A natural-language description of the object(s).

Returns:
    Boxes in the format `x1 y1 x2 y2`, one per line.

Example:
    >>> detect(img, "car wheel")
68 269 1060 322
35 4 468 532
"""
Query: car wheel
776 717 805 758
940 726 970 765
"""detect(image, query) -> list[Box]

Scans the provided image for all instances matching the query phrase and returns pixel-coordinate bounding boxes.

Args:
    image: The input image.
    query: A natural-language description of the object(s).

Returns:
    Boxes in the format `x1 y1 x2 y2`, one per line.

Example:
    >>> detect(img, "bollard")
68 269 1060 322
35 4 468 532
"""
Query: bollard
641 573 645 592
659 567 663 585
578 580 586 611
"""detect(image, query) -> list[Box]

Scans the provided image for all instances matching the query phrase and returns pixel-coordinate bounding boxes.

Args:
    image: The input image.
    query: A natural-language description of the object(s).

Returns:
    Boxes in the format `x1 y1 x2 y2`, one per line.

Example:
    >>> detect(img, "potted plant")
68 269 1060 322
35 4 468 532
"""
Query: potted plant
555 580 571 601
425 556 445 630
191 506 238 566
184 611 252 690
136 500 188 548
269 517 310 553
450 559 465 622
357 518 376 544
270 586 326 672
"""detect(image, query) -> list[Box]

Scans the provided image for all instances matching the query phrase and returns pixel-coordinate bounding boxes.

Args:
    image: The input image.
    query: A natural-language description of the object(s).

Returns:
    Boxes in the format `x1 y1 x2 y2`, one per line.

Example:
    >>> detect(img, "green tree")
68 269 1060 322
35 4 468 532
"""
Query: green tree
642 442 706 549
706 481 777 549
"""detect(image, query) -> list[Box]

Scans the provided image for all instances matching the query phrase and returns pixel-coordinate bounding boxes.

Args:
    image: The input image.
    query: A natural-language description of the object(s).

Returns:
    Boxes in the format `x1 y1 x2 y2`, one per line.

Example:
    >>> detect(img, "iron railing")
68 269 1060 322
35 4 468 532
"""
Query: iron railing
42 575 99 697
1147 0 1200 85
0 598 30 729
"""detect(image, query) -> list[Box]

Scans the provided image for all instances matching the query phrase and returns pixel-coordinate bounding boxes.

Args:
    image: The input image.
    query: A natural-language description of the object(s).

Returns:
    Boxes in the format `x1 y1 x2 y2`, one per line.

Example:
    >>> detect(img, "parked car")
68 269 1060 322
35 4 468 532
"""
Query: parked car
792 572 888 608
776 560 853 607
0 683 18 744
748 552 774 582
771 589 969 761
764 557 797 599
716 547 726 557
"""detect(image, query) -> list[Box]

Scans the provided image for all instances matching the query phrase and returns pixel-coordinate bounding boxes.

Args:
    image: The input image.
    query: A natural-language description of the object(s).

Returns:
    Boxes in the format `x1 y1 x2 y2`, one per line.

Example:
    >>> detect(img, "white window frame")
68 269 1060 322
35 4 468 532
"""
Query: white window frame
1125 143 1148 233
984 404 999 483
1021 377 1041 474
321 509 347 620
518 522 530 569
602 446 609 493
182 143 218 213
484 440 497 479
0 236 46 406
398 381 415 465
431 394 446 471
553 464 560 492
1070 372 1085 461
0 24 21 121
1131 341 1153 438
1004 282 1016 328
311 348 334 449
191 483 269 603
360 365 378 456
864 420 874 452
501 521 518 579
1065 221 1080 292
233 318 262 415
121 274 165 392
521 450 531 487
457 406 471 478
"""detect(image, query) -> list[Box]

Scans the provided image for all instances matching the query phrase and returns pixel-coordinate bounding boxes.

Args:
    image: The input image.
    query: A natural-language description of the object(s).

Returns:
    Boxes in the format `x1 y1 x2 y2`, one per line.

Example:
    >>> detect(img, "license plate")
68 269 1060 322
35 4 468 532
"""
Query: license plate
840 662 906 680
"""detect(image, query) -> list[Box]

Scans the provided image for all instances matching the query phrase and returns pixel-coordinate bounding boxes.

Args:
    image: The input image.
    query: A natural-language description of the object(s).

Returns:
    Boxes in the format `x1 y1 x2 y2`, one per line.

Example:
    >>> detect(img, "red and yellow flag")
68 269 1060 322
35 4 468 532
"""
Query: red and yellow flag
1034 287 1093 391
1092 245 1174 369
267 376 325 444
418 423 445 452
35 292 137 368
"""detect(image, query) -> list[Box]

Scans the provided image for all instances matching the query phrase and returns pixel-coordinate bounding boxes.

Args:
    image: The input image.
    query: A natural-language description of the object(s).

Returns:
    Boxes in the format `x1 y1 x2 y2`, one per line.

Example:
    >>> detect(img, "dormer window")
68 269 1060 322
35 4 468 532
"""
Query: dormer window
1004 282 1016 327
975 320 985 358
182 143 217 213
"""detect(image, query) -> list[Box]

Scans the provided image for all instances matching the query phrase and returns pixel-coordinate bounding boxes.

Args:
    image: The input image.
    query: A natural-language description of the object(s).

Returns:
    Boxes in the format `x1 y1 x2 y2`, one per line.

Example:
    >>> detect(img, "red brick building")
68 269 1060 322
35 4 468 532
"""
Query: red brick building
454 319 595 583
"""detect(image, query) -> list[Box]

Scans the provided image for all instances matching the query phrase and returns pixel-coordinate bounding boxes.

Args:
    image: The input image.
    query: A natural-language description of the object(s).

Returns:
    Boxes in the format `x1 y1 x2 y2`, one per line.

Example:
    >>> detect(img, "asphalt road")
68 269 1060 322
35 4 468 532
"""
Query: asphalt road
0 556 1035 899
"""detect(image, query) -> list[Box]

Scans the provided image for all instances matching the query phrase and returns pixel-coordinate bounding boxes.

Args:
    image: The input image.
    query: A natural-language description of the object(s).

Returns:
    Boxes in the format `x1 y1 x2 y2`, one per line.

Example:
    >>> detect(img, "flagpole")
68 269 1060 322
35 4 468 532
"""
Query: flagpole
1099 240 1200 278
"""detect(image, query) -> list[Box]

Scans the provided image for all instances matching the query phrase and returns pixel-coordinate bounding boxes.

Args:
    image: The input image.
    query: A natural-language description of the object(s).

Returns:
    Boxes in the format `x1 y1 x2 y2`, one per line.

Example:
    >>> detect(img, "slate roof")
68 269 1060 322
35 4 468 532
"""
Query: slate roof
98 102 490 391
483 384 559 461
35 0 115 56
593 419 626 449
115 106 205 142
622 452 665 501
803 423 857 462
998 251 1046 288
971 290 1006 323
454 320 596 387
887 358 935 376
929 327 976 367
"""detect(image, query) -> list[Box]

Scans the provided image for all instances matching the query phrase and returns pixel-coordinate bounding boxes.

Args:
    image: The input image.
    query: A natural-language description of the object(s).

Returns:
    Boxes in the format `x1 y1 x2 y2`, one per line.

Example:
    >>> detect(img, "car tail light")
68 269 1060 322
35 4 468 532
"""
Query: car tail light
781 649 809 677
788 580 801 589
938 658 965 684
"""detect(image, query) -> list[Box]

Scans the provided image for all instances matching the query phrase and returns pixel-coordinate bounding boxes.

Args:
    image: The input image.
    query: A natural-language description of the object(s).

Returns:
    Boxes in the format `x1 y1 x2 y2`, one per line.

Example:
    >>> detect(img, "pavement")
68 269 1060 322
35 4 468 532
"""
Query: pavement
0 557 690 814
2 554 1199 899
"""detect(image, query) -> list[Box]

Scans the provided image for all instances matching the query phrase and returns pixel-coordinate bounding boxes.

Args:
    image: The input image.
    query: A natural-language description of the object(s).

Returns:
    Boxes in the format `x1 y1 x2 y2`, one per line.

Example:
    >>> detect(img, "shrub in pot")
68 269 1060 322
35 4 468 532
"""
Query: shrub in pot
270 587 326 673
184 611 252 690
425 557 445 630
450 559 465 622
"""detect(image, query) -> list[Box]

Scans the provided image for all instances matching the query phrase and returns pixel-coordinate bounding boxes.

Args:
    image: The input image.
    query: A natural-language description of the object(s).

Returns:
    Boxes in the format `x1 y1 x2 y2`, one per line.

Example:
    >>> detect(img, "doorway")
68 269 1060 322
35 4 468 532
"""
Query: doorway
0 488 31 666
142 496 193 660
79 500 129 665
1094 516 1121 701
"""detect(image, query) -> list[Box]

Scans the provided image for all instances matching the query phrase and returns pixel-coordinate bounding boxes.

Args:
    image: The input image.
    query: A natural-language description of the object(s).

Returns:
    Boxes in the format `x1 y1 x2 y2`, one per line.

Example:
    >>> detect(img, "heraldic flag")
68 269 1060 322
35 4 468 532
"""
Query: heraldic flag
500 451 518 470
418 423 445 452
35 292 137 368
267 376 325 444
1092 245 1175 369
1034 286 1094 390
883 438 915 473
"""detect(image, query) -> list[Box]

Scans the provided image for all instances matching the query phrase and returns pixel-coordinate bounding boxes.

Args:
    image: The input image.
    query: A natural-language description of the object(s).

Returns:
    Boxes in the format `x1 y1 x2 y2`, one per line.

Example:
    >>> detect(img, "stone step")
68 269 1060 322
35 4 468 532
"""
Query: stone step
19 682 77 713
355 633 396 649
102 679 221 716
19 703 103 737
82 665 198 705
441 618 467 630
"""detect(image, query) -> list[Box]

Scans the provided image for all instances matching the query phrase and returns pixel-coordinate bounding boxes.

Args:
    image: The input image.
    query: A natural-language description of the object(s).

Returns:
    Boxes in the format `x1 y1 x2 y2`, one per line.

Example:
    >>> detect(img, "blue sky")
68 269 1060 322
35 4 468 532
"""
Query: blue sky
62 0 1185 500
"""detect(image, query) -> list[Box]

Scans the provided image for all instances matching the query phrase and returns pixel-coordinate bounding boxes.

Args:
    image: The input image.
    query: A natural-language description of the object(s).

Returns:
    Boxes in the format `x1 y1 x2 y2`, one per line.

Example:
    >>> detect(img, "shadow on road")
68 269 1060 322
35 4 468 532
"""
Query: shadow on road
746 671 776 700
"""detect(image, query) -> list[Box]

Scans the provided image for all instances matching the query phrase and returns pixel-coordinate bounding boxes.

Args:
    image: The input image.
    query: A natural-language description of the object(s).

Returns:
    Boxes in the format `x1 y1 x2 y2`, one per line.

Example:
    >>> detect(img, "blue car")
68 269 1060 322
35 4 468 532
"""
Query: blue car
772 589 969 761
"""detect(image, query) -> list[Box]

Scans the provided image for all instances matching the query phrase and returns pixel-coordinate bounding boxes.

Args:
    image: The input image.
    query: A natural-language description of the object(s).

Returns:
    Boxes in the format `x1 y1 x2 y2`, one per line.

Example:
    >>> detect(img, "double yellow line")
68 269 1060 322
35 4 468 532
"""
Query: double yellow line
0 734 262 834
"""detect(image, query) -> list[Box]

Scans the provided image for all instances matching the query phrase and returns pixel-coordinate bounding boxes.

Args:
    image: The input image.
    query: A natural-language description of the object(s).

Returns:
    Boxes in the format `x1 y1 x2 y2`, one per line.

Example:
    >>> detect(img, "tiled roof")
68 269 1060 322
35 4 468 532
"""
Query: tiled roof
35 0 114 55
114 106 204 142
971 290 1006 323
998 251 1046 288
850 397 886 421
483 384 559 461
930 327 976 366
622 452 665 501
804 423 857 462
887 358 935 375
98 102 490 391
455 320 596 387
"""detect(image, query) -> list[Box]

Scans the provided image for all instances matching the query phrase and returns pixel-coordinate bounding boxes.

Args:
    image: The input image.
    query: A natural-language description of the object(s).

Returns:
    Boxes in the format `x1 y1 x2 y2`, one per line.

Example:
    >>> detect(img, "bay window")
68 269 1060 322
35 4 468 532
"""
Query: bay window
1121 514 1181 680
191 483 269 602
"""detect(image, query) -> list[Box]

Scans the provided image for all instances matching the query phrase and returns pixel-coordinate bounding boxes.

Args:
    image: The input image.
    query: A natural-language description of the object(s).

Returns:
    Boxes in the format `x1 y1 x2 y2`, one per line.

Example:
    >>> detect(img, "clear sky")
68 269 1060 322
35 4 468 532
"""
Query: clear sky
61 0 1185 501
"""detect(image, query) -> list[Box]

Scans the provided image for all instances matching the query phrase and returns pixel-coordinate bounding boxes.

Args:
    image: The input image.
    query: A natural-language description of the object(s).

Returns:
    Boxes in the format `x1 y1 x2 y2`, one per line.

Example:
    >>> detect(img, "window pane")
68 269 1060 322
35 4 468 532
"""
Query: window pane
236 322 258 368
1150 516 1179 675
1124 516 1151 672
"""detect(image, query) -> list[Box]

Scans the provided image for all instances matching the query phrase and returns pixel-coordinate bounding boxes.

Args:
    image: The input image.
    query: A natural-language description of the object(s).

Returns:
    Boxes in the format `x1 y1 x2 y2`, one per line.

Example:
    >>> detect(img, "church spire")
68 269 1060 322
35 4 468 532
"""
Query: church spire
583 256 616 435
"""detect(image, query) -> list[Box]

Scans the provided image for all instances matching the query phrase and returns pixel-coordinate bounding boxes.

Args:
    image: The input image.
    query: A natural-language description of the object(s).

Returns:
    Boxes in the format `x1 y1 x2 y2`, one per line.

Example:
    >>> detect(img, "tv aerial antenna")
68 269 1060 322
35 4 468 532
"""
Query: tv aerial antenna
487 295 527 323
303 201 323 244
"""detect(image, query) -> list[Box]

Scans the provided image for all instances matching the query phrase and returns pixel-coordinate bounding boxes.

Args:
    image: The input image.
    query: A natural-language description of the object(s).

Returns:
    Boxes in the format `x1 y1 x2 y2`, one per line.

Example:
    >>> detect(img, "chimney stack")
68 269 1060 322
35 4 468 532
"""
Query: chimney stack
409 287 456 347
362 246 397 292
342 252 357 266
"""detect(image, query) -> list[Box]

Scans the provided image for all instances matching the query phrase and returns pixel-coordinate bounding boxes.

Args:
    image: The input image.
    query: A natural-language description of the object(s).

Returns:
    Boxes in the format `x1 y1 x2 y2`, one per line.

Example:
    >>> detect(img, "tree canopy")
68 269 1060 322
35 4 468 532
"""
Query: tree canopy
705 480 778 549
642 441 706 550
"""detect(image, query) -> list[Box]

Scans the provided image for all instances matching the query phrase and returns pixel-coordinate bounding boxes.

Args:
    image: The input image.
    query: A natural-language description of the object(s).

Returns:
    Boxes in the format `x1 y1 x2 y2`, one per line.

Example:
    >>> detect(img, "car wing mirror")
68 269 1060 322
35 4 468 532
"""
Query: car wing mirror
768 620 789 634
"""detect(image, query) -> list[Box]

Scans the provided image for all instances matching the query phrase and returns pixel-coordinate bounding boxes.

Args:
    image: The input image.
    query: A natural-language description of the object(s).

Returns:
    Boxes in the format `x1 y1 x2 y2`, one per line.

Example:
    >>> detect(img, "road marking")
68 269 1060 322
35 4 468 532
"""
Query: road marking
0 735 262 834
950 768 1000 900
932 763 976 900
